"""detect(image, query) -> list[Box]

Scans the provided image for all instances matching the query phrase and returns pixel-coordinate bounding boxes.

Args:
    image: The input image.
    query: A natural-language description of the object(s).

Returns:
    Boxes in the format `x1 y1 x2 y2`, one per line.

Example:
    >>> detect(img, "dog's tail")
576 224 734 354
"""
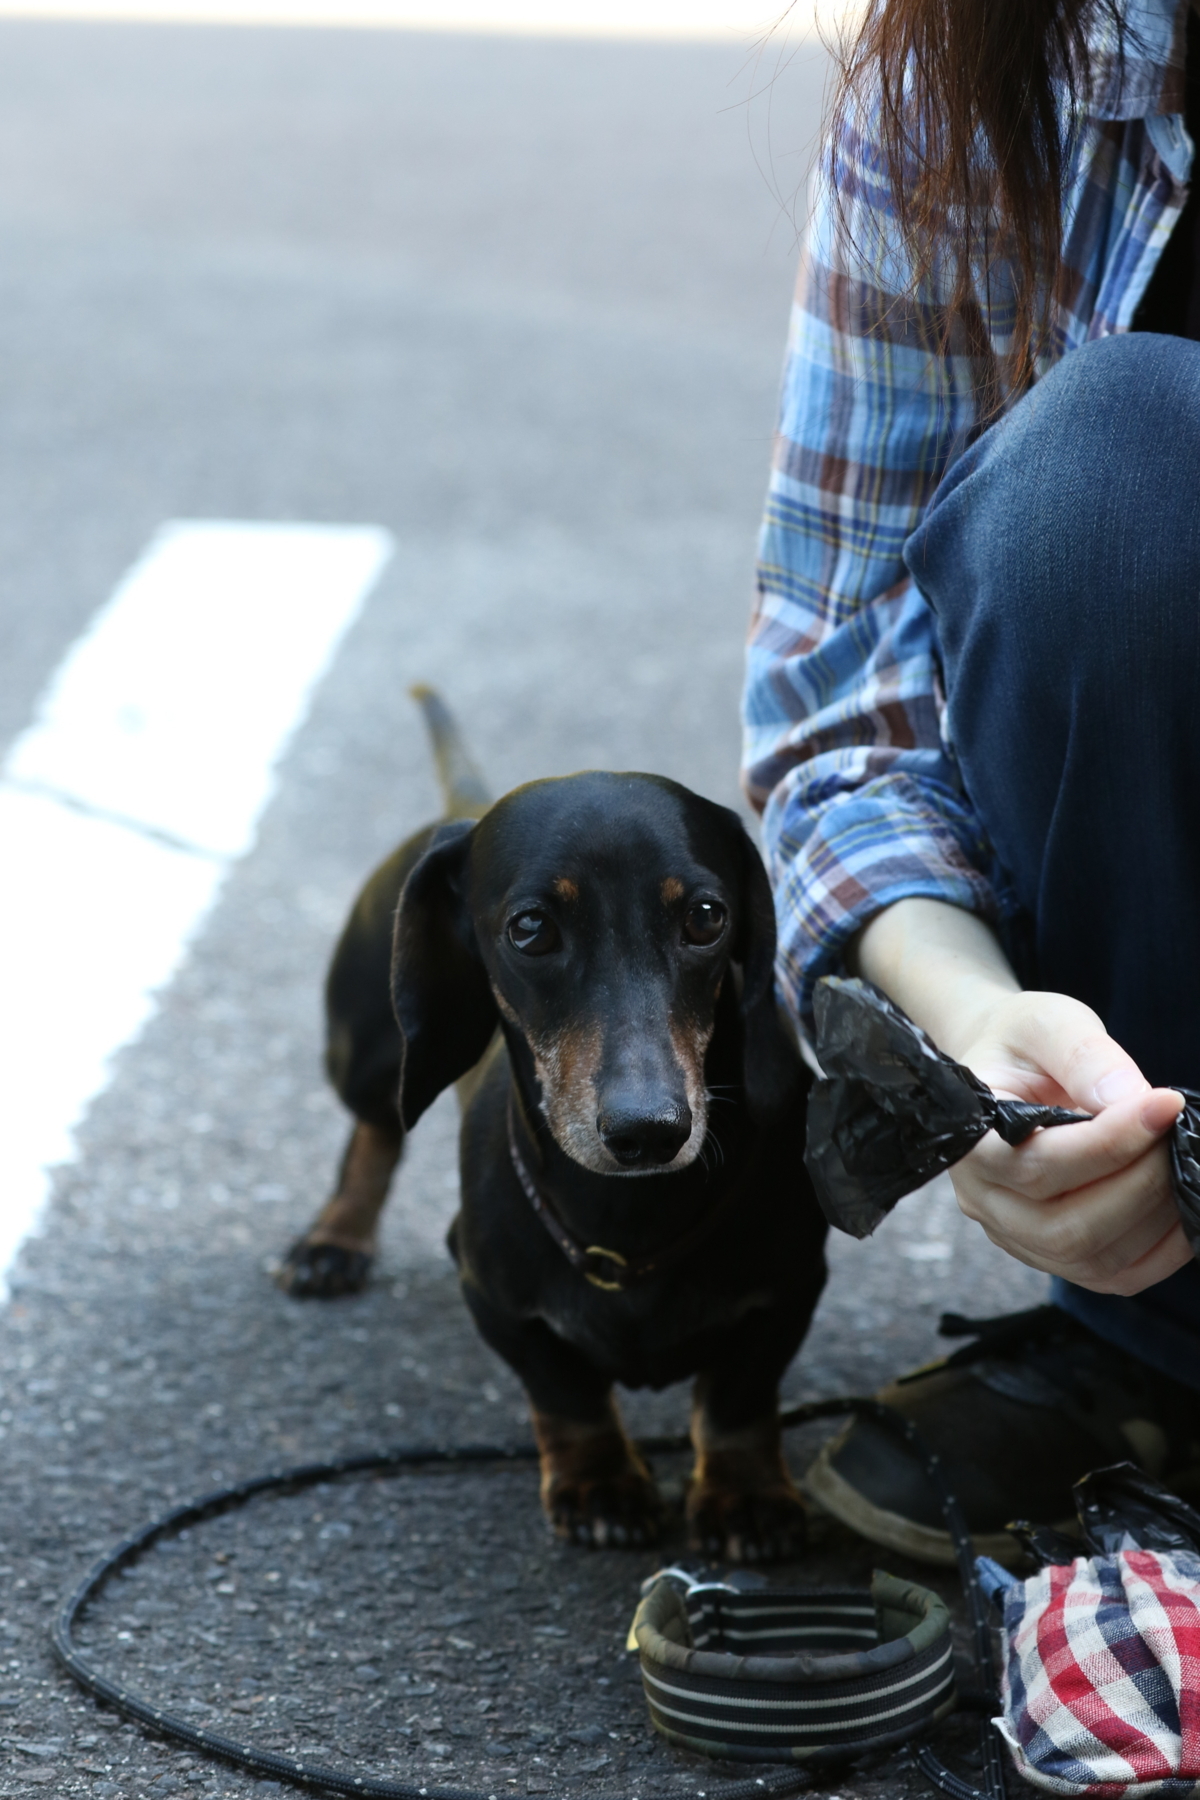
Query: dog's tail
409 684 491 820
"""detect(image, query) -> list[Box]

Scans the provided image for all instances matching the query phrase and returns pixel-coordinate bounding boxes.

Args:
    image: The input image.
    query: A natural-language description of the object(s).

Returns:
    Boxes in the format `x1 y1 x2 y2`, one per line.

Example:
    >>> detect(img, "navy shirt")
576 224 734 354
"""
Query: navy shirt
1135 9 1200 337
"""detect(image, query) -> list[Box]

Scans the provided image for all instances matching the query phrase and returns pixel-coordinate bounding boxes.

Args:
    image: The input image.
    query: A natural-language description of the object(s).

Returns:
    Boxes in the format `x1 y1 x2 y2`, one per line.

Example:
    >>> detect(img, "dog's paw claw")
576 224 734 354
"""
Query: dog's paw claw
548 1473 663 1551
687 1487 808 1565
274 1237 374 1299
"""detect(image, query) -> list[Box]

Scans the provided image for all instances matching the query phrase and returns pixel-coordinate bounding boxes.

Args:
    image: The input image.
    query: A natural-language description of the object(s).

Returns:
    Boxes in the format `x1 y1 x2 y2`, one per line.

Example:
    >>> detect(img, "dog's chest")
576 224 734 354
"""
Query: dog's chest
538 1275 776 1389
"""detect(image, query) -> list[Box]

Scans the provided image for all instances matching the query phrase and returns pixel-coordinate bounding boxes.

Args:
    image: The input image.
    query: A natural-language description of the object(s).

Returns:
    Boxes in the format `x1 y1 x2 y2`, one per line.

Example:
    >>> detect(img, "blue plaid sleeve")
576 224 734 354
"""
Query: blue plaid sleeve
742 0 1188 1033
742 133 1002 1033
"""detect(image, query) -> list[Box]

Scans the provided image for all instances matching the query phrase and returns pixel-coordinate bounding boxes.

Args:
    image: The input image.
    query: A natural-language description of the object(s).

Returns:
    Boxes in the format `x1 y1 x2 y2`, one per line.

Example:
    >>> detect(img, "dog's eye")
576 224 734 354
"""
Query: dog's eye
682 900 728 947
507 910 561 955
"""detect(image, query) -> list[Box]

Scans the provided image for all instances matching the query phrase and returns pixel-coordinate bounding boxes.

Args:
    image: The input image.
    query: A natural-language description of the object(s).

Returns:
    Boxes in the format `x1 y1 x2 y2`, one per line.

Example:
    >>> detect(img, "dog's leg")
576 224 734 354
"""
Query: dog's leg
688 1386 806 1563
461 1282 662 1547
686 1309 813 1563
275 1118 402 1299
531 1400 662 1549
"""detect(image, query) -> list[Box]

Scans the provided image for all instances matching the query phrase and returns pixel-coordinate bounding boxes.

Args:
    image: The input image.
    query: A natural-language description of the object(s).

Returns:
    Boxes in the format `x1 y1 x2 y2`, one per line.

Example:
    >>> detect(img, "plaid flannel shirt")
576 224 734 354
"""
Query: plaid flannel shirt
743 0 1192 1034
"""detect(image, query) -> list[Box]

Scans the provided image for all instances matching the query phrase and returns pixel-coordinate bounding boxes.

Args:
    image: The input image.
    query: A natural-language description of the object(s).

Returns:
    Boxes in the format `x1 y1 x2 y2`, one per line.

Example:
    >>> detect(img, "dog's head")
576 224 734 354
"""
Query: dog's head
390 772 795 1175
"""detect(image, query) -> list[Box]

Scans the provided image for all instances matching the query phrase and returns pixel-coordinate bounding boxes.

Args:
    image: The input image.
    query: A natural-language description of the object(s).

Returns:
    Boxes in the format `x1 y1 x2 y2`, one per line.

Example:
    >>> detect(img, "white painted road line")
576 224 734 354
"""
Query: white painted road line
8 520 394 860
0 519 393 1291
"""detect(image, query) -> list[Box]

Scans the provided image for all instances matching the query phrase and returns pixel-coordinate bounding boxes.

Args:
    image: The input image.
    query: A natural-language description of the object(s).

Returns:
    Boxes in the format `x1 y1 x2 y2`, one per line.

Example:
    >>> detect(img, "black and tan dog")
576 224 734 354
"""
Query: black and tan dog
278 691 828 1560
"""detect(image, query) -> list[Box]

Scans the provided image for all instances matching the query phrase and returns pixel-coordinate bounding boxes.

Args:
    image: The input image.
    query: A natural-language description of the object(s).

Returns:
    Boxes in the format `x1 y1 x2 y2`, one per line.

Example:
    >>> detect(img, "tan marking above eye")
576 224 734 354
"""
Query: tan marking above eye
661 876 685 904
552 877 579 902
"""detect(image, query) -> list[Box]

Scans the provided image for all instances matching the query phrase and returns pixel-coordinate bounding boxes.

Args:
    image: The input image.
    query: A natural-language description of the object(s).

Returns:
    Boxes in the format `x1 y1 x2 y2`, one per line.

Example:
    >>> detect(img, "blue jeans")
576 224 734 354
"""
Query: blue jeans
903 332 1200 1391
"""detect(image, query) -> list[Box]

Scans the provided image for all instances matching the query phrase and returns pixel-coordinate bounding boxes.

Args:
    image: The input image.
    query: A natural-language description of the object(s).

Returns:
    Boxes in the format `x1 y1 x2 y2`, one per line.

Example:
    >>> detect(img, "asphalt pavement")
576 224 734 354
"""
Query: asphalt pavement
0 20 1047 1800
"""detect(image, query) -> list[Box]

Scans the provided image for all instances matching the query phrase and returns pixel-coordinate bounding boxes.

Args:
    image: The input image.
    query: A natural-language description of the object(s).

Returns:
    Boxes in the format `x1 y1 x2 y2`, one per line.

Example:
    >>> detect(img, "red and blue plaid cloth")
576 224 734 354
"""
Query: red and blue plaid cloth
992 1551 1200 1795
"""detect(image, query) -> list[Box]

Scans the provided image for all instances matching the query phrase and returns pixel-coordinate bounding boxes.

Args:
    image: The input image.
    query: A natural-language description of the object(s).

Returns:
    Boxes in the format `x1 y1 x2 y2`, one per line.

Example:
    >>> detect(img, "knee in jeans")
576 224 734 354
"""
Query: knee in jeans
1011 332 1200 474
908 333 1200 673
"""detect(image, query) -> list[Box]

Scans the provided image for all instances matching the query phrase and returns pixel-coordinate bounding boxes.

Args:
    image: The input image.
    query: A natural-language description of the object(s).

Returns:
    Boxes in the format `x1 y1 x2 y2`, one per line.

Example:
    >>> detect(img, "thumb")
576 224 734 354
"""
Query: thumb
1021 997 1149 1112
1033 1004 1181 1131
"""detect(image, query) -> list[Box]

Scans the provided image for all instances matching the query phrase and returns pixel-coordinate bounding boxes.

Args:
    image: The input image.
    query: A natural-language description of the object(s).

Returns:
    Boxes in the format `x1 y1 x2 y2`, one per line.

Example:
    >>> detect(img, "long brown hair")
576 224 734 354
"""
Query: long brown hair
829 0 1124 395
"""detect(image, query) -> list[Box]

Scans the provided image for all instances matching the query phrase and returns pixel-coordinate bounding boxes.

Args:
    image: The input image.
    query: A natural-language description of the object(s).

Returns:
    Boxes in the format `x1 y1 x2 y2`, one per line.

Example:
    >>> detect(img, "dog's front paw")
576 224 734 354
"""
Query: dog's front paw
686 1479 808 1563
533 1408 663 1548
274 1236 374 1299
545 1467 664 1549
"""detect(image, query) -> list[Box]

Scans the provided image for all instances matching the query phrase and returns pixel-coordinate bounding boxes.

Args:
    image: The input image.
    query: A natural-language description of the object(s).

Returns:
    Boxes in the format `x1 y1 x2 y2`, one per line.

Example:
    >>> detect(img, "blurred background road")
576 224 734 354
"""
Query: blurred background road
0 19 1045 1800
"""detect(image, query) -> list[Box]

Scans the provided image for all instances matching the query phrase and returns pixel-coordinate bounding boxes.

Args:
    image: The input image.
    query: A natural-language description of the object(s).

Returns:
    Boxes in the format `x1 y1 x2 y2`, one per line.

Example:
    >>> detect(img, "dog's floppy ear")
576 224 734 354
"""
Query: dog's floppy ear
728 816 777 1014
391 820 498 1129
721 809 809 1120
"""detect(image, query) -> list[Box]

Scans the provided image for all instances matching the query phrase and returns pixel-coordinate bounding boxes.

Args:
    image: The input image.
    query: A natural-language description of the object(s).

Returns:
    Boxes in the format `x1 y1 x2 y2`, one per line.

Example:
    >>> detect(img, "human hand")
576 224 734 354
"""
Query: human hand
850 897 1192 1295
952 988 1189 1295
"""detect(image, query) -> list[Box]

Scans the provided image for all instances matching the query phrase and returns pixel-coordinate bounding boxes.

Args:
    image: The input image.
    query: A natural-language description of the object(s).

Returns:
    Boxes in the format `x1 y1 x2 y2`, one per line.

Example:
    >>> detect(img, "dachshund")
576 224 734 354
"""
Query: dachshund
277 690 828 1560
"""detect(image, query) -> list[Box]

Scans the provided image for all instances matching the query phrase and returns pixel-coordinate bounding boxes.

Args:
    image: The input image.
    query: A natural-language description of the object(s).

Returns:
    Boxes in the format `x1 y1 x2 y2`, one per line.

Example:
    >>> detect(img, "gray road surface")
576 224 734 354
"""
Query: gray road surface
0 21 1046 1800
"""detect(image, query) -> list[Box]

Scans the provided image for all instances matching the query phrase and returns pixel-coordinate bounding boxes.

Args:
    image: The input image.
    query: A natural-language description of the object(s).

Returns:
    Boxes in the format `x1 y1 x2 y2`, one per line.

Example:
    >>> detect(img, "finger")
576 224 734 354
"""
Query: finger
1006 994 1151 1112
970 1182 1182 1285
960 1139 1177 1264
955 1140 1180 1275
970 1211 1191 1294
1073 1220 1194 1297
964 1088 1183 1204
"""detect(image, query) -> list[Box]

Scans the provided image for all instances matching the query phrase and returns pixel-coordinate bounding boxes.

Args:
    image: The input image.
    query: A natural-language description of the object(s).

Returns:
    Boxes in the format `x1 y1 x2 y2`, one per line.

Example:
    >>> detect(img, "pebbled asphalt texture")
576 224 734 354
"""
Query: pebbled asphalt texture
0 20 1047 1800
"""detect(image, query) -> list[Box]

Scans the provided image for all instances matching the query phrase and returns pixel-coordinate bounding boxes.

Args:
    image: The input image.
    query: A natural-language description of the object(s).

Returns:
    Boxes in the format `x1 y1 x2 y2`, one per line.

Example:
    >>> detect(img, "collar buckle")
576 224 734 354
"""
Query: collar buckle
583 1246 630 1291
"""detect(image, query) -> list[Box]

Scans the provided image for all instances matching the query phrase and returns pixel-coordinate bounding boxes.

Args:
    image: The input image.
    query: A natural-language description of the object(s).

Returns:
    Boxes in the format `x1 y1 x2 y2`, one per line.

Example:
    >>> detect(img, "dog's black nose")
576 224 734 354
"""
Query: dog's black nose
597 1103 692 1167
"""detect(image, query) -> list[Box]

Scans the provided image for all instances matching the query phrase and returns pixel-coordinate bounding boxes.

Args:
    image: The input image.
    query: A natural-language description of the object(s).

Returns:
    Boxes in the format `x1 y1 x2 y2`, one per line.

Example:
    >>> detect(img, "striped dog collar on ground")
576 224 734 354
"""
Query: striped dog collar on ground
633 1569 956 1764
0 519 393 1291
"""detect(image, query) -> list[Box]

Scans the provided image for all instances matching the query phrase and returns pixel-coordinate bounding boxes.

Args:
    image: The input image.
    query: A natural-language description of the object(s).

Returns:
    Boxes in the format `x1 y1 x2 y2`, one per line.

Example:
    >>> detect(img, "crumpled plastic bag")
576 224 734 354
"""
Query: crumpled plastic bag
1001 1463 1200 1569
803 977 1200 1252
1170 1101 1200 1262
1073 1463 1200 1559
802 977 1088 1238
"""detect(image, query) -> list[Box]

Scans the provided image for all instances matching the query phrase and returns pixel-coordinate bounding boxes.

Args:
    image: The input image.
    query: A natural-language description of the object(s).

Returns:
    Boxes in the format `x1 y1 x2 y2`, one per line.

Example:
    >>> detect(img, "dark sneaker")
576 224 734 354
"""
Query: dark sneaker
804 1305 1200 1567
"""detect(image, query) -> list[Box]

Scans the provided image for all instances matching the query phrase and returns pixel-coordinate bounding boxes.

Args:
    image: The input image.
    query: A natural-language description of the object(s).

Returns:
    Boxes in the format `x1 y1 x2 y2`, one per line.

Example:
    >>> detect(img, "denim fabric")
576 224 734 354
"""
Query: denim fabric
903 333 1200 1389
1052 1269 1200 1391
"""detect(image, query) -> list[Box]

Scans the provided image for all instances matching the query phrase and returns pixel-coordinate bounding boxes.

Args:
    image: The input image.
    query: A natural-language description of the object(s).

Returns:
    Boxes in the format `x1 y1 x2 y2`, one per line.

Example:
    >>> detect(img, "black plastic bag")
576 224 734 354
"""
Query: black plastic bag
803 977 1089 1238
1074 1463 1200 1559
803 978 1089 1238
1010 1463 1200 1567
803 976 1200 1253
1171 1096 1200 1259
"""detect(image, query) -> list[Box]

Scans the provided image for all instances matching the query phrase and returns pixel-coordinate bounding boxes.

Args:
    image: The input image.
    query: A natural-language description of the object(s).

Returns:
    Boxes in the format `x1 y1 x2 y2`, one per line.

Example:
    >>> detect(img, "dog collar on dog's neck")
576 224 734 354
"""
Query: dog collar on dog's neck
505 1096 738 1292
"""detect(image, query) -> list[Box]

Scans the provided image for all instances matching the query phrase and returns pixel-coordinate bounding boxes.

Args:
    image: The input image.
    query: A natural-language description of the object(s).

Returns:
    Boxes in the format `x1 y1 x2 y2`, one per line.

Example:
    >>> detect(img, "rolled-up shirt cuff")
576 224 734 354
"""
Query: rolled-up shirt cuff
767 776 998 1036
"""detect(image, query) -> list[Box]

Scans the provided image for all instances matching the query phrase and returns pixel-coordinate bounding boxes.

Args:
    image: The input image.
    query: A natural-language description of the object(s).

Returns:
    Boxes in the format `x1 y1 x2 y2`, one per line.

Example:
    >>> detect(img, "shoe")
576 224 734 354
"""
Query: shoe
804 1305 1200 1567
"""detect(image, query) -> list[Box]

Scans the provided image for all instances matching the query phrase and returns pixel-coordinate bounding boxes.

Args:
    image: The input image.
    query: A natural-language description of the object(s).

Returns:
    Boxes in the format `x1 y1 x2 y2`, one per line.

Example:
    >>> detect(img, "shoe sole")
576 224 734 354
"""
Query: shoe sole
804 1441 1026 1569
